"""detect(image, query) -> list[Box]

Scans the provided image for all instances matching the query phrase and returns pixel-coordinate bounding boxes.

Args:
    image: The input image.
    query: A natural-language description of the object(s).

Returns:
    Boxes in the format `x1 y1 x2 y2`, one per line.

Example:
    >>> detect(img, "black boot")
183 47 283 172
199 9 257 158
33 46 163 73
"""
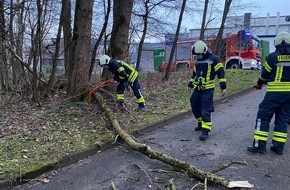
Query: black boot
118 101 125 108
199 129 210 141
247 146 266 154
195 122 201 131
247 141 266 154
138 102 146 112
270 146 283 155
270 141 284 155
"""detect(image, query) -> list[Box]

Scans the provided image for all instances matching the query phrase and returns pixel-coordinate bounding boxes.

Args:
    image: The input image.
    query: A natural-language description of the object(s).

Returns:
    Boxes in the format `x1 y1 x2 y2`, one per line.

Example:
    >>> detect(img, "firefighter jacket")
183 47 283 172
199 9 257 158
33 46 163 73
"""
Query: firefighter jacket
107 59 138 83
189 52 226 91
257 45 290 92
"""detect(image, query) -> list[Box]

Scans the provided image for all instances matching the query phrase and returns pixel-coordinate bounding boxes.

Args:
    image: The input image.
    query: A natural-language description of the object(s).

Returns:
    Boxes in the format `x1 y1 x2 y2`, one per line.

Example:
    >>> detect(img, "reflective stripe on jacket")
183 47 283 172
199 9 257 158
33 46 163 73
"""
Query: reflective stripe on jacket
108 59 138 82
259 54 290 92
189 53 226 90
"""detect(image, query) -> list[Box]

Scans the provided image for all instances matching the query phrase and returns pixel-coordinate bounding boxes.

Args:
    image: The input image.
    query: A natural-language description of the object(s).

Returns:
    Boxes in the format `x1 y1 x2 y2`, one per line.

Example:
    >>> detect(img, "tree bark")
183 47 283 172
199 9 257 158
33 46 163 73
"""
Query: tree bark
213 0 232 56
0 0 8 91
9 0 16 87
199 0 209 41
94 92 254 189
14 0 25 92
67 0 94 101
89 0 111 81
62 0 72 76
164 0 186 81
47 3 63 92
110 0 133 60
6 46 46 84
135 0 149 71
100 0 133 92
31 0 44 103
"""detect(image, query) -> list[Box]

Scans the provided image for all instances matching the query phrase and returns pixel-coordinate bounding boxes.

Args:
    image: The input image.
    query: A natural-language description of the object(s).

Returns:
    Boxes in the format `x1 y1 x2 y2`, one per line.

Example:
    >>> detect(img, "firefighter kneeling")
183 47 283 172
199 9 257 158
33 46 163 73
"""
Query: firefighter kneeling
98 55 146 112
188 40 227 141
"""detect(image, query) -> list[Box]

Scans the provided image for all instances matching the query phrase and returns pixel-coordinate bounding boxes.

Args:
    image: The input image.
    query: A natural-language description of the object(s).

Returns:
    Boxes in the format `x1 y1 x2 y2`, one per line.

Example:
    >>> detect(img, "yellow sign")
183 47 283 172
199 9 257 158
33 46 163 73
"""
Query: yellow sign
277 55 290 61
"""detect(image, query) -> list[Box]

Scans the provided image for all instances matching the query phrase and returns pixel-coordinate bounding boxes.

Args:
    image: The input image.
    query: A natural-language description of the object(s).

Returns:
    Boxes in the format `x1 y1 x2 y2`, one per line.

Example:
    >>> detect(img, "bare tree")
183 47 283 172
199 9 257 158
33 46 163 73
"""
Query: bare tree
95 0 133 88
62 0 72 75
133 0 171 71
0 0 8 91
3 0 53 102
6 0 26 93
89 0 111 81
163 0 186 80
46 2 64 91
67 0 94 101
5 0 25 94
14 0 25 90
199 0 209 40
134 0 150 71
131 0 186 72
30 0 45 102
110 0 133 60
213 0 232 57
0 0 62 102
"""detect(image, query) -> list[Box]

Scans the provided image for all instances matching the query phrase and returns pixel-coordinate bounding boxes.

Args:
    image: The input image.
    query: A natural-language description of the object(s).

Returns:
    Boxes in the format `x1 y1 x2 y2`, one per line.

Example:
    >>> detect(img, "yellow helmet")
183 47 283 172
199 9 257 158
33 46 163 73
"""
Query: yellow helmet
192 40 208 54
98 54 111 66
274 31 290 46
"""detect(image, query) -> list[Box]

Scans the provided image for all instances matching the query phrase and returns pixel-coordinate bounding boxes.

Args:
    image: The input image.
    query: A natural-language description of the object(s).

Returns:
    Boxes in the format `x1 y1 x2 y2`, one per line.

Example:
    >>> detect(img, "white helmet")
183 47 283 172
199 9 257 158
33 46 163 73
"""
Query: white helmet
98 54 111 66
192 40 208 54
274 31 290 47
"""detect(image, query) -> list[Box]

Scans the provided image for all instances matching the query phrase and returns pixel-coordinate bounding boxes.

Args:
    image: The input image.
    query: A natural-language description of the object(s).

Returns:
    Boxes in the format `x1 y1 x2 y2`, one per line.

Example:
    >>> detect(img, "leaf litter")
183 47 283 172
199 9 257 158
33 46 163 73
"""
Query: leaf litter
0 69 259 182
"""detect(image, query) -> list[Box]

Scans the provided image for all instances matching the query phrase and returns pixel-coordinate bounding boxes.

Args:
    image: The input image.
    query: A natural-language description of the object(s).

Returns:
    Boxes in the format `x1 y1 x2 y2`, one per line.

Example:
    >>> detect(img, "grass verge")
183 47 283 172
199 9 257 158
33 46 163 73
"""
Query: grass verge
0 69 260 184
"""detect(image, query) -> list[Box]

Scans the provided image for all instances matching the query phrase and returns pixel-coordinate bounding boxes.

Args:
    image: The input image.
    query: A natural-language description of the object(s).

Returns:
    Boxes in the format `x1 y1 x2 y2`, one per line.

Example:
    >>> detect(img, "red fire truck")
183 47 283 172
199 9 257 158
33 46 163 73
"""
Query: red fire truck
158 30 262 71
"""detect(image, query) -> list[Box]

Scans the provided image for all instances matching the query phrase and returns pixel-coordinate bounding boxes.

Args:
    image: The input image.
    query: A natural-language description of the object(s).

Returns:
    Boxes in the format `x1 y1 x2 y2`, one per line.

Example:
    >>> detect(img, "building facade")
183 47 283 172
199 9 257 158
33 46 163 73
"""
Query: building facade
189 12 290 52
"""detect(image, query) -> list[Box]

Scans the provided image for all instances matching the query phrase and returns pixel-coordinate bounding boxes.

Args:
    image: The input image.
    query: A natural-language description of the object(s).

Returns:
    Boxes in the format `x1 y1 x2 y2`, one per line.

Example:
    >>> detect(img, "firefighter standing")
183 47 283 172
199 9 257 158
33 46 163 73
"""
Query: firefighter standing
247 31 290 155
98 55 146 112
188 40 227 141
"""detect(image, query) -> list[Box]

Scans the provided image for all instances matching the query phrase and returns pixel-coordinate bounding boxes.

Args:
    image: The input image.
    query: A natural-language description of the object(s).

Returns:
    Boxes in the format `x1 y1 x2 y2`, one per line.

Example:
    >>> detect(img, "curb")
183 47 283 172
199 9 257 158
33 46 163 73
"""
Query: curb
1 87 256 189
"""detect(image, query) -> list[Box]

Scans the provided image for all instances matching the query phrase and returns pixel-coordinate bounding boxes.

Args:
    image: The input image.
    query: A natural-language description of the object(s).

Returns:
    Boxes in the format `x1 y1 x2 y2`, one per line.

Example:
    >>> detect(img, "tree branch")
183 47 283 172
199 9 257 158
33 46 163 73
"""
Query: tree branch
6 45 46 84
94 92 254 189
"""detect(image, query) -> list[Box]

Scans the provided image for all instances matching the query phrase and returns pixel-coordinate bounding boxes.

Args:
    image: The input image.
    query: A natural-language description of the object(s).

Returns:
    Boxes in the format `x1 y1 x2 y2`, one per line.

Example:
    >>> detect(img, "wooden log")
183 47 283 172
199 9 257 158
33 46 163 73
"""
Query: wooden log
94 93 254 189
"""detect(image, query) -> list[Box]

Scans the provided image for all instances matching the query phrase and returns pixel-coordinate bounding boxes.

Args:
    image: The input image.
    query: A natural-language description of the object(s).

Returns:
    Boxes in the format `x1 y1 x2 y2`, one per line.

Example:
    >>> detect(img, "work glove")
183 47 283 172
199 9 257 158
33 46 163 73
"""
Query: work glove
187 81 194 93
188 81 194 89
254 83 262 90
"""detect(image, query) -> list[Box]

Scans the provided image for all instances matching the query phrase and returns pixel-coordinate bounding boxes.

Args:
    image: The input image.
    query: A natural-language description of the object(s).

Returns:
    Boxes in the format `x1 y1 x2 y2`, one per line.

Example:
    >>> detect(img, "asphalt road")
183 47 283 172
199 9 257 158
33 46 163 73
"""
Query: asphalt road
12 88 290 190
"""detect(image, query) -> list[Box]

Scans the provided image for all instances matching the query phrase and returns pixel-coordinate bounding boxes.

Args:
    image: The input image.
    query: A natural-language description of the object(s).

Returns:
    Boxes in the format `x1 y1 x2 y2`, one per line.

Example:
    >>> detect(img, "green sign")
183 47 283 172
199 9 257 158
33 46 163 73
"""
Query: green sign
153 49 164 71
261 40 269 65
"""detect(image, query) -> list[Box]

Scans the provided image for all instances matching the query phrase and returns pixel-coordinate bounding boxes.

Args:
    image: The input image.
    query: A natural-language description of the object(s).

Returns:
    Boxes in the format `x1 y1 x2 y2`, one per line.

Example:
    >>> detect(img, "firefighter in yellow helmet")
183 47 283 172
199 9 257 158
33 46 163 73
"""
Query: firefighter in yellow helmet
188 40 227 141
98 55 146 112
247 31 290 155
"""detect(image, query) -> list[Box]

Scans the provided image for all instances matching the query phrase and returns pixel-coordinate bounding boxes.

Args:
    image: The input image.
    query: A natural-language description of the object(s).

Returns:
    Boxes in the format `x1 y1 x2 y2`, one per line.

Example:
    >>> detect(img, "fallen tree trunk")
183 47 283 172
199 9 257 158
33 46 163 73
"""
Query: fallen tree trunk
94 93 254 189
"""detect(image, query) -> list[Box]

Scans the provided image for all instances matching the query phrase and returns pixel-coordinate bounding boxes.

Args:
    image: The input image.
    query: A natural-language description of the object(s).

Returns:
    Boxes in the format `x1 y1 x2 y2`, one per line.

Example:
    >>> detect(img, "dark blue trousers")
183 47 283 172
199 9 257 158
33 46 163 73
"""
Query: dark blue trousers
253 92 290 149
117 78 143 101
190 88 214 130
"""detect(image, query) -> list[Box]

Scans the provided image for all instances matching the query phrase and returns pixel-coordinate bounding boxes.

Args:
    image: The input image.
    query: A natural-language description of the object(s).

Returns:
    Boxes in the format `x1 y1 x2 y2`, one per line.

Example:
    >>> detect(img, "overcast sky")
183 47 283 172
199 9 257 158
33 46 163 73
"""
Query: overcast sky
254 0 290 16
148 0 290 42
181 0 290 30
